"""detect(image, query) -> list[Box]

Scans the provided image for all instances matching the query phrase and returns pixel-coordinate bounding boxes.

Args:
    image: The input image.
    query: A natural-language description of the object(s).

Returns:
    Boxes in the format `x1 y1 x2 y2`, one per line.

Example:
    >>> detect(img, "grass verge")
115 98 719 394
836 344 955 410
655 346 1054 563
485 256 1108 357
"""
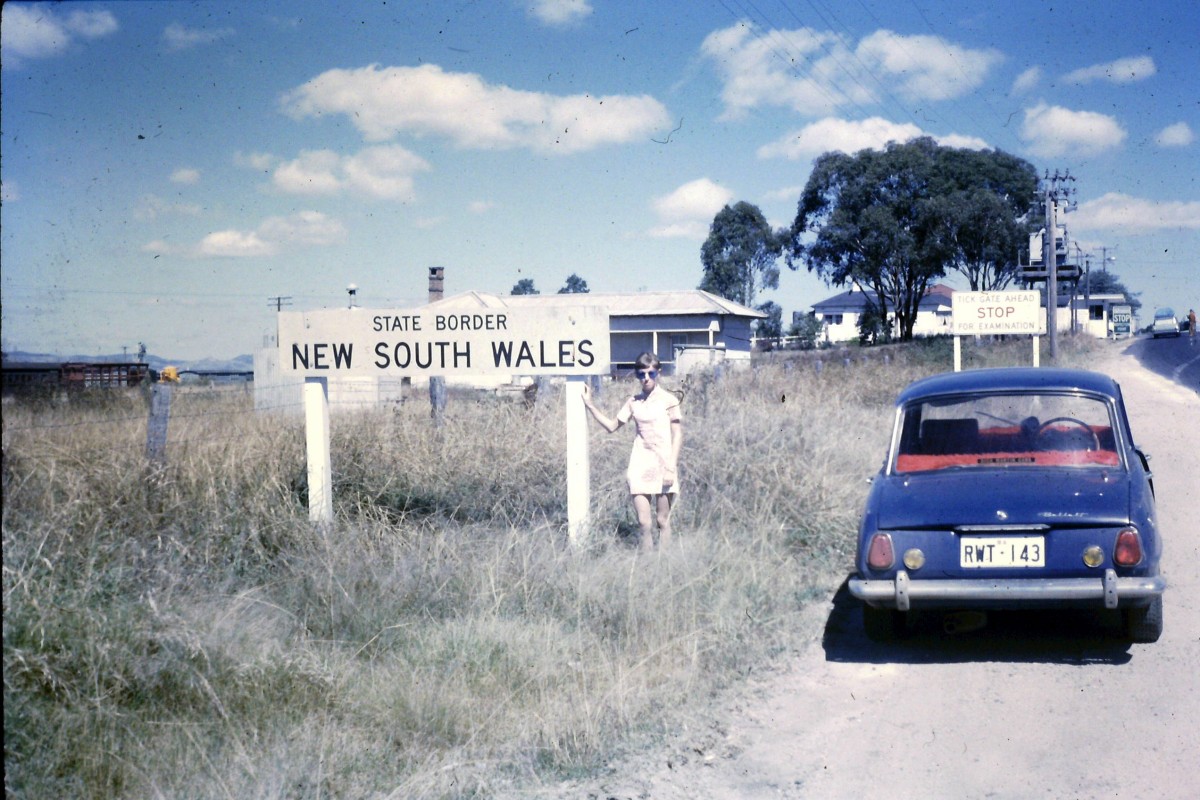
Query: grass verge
3 337 1098 798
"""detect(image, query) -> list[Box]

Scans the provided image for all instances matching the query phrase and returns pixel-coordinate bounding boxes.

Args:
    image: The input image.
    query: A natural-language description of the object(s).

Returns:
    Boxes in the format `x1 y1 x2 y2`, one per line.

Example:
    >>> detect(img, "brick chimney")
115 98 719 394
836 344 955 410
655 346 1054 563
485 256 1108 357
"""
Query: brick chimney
428 266 444 303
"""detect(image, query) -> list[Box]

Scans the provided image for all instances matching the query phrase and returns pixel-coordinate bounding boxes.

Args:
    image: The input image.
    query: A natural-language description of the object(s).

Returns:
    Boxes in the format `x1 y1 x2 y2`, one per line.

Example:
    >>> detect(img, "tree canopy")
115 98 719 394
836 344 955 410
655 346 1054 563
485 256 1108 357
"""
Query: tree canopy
755 300 782 340
787 138 1039 340
558 273 590 294
1082 269 1141 315
700 201 782 307
511 278 538 295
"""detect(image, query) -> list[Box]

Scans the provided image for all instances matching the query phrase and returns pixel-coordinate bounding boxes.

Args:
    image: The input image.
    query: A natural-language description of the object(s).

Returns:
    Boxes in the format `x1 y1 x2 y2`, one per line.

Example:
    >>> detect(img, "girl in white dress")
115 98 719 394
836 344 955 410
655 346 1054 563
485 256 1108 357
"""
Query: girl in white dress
582 352 682 551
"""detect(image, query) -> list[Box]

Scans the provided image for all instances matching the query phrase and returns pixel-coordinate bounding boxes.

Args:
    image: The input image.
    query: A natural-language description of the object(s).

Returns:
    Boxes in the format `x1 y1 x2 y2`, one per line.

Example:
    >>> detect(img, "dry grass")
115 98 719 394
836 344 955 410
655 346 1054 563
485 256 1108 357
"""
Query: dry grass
3 337 1099 798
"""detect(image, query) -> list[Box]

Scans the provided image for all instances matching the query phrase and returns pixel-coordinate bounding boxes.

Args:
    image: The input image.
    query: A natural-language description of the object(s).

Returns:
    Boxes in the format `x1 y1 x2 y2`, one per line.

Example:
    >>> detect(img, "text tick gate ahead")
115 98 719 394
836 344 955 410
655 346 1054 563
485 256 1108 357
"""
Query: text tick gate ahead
278 306 611 378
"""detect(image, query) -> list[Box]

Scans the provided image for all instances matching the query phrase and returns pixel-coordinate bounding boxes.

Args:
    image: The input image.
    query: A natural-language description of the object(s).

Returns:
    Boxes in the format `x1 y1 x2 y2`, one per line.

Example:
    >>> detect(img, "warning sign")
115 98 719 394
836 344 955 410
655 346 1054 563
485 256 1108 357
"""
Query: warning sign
951 291 1045 336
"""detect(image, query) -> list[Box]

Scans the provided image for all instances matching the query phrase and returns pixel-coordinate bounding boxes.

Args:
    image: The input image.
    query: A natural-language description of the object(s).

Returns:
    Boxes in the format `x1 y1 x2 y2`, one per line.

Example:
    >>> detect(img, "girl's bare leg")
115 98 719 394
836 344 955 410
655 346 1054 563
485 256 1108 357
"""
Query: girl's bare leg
632 494 654 552
656 493 675 550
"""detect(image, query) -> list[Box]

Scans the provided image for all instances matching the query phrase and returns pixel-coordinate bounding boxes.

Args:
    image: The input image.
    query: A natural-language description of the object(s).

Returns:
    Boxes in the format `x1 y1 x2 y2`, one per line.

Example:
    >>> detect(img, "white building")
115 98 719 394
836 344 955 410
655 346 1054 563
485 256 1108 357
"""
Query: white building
806 284 954 342
1057 293 1131 339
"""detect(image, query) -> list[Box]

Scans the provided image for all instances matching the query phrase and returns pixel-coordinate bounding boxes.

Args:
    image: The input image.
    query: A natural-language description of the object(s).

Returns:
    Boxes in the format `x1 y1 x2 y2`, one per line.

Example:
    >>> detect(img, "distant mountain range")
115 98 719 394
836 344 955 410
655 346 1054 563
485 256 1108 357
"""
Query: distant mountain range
2 351 254 373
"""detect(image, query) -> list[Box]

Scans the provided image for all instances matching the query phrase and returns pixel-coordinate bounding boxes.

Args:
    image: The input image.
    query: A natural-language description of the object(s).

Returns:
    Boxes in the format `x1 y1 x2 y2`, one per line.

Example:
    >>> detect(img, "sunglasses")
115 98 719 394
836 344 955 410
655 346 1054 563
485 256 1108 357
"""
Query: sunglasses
635 369 658 380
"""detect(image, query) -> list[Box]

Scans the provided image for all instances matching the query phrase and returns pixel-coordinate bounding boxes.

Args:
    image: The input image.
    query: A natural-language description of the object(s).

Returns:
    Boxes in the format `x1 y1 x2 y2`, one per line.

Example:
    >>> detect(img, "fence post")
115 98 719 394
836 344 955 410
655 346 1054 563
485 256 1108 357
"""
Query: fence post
429 376 447 427
304 377 333 523
565 378 590 546
146 383 173 465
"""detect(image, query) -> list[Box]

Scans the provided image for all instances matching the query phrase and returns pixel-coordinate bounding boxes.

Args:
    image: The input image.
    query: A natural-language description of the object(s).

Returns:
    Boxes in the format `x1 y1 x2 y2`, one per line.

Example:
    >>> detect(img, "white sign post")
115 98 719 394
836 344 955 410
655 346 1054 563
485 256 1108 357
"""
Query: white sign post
951 291 1045 371
303 377 333 523
279 306 610 543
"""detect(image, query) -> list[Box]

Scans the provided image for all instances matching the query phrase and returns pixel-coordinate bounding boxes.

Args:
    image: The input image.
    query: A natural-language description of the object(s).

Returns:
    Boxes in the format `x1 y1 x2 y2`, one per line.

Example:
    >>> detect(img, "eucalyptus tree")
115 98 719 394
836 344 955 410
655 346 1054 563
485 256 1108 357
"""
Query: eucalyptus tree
700 201 783 307
788 138 946 341
558 273 590 294
787 137 1039 340
928 148 1039 291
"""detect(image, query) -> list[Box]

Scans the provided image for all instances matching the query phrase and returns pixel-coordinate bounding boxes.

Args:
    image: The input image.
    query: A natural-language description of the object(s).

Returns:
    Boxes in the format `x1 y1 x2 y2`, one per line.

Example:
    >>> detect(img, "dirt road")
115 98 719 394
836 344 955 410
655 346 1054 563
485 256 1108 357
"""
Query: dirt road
560 343 1199 800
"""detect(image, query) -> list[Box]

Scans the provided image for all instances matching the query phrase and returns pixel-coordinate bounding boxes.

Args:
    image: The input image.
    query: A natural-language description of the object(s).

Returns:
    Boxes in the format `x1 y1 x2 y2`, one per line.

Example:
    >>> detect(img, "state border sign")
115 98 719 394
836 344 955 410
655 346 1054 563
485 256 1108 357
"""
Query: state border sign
951 291 1044 336
278 305 610 377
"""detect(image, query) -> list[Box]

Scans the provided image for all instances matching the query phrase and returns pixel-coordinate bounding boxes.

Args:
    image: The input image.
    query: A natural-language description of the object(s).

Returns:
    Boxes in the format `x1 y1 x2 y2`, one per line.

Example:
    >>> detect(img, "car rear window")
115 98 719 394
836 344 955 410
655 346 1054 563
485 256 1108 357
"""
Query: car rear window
893 391 1120 473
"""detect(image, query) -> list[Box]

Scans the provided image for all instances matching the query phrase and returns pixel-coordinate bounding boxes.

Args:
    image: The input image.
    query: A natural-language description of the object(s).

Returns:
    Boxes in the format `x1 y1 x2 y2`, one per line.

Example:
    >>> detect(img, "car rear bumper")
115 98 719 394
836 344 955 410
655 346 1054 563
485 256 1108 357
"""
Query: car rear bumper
849 569 1165 611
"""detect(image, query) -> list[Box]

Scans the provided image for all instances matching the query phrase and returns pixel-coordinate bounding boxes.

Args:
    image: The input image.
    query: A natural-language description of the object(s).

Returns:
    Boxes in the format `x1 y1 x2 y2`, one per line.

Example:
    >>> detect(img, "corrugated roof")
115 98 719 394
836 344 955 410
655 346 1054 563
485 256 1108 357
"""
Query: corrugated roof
428 289 767 318
812 285 954 312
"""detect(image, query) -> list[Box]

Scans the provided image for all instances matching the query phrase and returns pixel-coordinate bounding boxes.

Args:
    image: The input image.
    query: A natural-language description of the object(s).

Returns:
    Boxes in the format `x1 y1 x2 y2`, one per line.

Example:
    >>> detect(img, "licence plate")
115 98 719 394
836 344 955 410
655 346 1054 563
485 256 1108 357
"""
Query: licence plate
960 535 1045 568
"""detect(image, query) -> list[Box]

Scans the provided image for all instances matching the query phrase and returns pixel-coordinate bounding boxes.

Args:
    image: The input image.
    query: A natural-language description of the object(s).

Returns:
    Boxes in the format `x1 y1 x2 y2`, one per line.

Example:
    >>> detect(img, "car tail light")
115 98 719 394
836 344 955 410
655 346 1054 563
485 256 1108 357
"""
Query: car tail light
1113 528 1143 567
866 533 895 570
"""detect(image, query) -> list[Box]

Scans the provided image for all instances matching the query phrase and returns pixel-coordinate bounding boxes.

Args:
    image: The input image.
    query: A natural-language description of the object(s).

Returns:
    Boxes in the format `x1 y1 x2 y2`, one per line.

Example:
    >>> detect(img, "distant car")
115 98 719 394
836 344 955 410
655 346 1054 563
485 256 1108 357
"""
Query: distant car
849 368 1164 643
1151 308 1181 338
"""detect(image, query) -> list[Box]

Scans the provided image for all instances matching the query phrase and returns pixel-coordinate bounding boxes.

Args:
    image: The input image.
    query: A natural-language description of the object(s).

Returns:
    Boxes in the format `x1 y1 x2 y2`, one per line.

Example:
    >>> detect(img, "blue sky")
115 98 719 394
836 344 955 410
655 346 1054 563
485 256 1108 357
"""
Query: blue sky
2 0 1197 360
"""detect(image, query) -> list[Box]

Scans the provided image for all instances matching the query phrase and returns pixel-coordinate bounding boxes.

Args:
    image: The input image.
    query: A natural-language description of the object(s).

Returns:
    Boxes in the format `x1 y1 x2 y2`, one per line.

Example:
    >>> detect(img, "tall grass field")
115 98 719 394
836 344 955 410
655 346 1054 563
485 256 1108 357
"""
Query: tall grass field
3 338 1096 798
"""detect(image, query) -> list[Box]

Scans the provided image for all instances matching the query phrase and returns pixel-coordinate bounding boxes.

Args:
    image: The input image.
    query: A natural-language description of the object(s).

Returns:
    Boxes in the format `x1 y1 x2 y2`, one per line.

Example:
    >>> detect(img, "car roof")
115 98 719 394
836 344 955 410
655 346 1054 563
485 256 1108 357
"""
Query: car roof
1154 308 1175 317
896 367 1121 406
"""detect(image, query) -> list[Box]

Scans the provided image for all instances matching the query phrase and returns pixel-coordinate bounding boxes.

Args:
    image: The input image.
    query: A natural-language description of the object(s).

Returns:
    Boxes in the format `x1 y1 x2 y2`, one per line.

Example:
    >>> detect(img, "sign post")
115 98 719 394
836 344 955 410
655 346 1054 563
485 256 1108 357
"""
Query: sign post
303 377 333 523
1111 304 1132 339
564 379 590 544
279 305 609 544
950 291 1045 371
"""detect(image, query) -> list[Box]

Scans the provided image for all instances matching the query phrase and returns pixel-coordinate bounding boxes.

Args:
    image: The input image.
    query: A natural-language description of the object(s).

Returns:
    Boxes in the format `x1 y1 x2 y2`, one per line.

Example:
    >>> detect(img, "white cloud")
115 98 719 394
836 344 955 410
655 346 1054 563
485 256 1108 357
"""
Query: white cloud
1063 55 1155 85
66 9 119 38
1011 66 1041 95
760 117 920 159
1019 103 1126 158
170 167 200 185
133 193 202 222
190 211 346 258
256 210 347 246
1072 193 1200 234
527 0 592 27
197 229 275 258
1155 122 1194 148
235 151 276 171
342 146 431 199
273 151 342 195
280 64 671 154
856 30 1002 102
937 132 991 150
757 117 988 159
1 4 117 67
163 22 235 52
1 180 20 203
468 200 495 214
700 22 1000 119
701 23 864 119
272 146 430 200
648 178 734 239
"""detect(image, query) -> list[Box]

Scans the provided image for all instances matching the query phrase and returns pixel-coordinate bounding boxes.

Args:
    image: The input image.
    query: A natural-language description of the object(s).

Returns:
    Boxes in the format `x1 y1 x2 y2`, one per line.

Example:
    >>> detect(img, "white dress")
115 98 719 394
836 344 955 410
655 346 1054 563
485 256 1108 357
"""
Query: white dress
616 386 681 495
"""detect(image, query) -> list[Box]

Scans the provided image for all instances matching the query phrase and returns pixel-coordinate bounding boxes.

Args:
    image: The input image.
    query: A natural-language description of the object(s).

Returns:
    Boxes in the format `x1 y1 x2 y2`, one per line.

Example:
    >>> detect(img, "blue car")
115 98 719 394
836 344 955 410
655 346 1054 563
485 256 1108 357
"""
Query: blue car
849 368 1164 642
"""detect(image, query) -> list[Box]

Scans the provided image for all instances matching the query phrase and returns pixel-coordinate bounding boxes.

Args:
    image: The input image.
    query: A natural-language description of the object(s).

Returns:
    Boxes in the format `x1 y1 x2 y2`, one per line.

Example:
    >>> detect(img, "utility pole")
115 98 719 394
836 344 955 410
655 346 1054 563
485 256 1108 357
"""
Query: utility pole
267 296 293 312
1042 170 1076 362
